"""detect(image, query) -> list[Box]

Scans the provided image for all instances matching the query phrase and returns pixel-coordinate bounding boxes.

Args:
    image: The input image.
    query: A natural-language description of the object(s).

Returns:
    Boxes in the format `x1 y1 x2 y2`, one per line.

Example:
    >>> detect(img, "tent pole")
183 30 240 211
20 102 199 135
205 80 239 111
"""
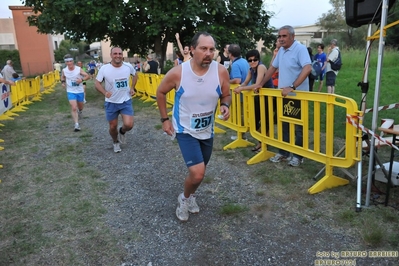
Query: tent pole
365 0 390 207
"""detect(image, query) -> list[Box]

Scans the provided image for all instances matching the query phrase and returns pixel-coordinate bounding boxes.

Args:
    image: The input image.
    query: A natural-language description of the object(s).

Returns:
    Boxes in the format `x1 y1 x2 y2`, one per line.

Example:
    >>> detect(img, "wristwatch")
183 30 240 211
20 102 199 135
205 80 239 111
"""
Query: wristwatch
289 84 296 90
160 117 169 123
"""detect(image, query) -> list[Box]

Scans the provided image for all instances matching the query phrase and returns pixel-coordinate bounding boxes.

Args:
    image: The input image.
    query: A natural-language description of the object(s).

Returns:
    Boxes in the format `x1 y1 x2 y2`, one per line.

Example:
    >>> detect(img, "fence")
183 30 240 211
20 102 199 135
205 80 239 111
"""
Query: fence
0 70 59 169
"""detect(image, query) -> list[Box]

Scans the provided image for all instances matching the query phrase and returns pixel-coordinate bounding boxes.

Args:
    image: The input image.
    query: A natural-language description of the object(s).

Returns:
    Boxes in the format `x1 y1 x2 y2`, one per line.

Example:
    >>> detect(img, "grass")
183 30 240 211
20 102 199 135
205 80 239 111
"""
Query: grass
0 81 125 265
219 203 249 215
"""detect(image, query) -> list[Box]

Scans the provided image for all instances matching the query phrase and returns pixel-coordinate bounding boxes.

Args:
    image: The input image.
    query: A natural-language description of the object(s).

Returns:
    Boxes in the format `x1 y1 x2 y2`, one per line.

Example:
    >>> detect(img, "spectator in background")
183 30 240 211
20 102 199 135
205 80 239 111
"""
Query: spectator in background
326 39 340 94
1 60 17 82
77 61 88 103
307 47 315 91
217 44 230 69
270 38 281 88
228 44 250 140
143 54 159 74
11 73 22 82
135 60 141 72
53 61 61 72
87 60 96 80
174 51 184 66
0 72 15 86
259 25 311 167
175 33 192 62
233 49 275 152
314 43 327 92
228 44 249 85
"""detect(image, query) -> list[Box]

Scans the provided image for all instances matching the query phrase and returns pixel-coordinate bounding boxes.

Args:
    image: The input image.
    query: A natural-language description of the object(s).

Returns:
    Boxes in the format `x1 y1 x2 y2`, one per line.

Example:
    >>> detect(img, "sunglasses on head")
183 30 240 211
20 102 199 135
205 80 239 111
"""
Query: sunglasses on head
247 58 258 63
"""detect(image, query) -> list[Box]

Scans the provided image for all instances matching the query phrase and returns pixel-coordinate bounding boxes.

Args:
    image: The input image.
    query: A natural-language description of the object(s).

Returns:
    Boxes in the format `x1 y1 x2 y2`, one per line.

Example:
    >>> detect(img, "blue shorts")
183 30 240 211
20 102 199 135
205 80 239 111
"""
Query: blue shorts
176 133 213 167
67 92 85 102
104 99 134 121
318 72 325 81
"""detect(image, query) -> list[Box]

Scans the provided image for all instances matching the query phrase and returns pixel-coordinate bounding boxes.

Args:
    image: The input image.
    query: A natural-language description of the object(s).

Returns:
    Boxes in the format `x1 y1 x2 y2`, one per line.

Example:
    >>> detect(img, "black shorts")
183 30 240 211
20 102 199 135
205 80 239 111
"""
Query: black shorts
89 69 95 75
326 71 336 86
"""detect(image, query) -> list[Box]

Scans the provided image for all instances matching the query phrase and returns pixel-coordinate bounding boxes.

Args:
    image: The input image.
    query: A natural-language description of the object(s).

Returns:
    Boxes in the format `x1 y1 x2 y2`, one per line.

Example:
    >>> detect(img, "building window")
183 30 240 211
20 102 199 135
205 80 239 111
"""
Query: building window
54 41 58 50
313 32 322 38
0 45 16 50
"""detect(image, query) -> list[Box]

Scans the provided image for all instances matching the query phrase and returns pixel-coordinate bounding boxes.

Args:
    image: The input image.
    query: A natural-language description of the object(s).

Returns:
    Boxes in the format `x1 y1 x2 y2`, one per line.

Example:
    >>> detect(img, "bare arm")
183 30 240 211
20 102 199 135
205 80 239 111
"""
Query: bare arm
94 79 112 98
156 66 181 135
259 66 277 89
0 77 14 85
61 70 66 88
281 64 312 97
229 77 241 84
175 33 184 55
233 70 251 94
130 74 138 96
80 69 90 81
218 65 231 120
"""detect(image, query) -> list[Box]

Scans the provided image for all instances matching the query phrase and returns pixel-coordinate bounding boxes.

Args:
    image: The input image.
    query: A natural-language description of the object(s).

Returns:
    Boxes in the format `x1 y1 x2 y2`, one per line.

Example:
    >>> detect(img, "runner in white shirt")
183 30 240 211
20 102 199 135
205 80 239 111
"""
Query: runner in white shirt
95 47 138 153
61 54 90 132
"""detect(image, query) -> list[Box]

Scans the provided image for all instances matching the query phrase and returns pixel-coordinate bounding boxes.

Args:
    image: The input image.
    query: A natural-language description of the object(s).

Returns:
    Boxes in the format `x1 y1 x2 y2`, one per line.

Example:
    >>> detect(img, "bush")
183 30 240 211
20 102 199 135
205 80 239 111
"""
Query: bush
0 50 21 72
162 60 174 74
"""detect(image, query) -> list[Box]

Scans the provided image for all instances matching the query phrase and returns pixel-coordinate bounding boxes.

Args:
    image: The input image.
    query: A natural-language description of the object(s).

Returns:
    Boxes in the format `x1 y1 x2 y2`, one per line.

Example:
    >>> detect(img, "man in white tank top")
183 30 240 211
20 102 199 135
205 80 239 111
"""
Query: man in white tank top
157 32 231 222
61 54 90 132
95 47 138 153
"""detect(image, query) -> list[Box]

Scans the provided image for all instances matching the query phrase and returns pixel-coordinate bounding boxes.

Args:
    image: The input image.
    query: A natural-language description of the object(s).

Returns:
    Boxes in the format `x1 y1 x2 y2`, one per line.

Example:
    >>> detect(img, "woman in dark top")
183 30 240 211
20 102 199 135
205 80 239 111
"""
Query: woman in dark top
233 49 275 152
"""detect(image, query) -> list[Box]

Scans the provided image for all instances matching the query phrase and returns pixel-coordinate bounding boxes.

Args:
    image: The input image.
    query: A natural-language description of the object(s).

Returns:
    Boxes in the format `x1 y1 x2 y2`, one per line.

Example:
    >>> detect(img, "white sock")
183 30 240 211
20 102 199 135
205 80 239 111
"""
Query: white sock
181 194 188 200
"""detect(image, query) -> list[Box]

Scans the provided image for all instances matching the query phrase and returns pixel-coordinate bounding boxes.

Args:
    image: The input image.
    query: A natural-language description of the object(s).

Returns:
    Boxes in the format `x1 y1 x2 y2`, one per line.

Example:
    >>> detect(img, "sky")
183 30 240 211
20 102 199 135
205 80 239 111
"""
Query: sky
1 0 332 27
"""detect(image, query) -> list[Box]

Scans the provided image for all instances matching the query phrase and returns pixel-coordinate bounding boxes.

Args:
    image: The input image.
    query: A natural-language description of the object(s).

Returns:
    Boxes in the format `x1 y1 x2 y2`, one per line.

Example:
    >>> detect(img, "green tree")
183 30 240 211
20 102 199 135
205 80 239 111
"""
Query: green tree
0 50 21 72
385 0 399 48
24 0 274 70
54 39 89 62
316 0 369 49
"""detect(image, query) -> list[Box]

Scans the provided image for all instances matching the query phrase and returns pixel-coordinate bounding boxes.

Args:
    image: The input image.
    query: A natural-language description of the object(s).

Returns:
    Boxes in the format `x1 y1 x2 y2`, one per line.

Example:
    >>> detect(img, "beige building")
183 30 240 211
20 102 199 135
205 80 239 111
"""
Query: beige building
290 24 327 46
0 18 18 50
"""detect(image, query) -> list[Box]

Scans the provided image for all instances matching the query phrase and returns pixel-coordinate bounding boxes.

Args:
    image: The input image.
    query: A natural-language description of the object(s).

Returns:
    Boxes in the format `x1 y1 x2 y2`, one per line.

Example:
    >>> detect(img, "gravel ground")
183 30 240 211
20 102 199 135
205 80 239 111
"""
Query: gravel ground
81 102 397 266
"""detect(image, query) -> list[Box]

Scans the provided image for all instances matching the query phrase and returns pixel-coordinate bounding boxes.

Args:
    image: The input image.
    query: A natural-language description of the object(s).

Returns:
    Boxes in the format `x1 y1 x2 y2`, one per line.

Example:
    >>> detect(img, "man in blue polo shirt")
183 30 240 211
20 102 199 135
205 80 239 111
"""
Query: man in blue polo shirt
228 44 249 84
260 25 311 167
228 44 249 140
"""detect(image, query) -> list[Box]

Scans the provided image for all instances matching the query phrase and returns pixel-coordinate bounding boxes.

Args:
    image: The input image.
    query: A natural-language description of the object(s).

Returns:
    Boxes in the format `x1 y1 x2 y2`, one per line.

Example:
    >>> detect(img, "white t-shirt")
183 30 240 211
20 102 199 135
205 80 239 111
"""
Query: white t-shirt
63 66 84 94
96 63 135 103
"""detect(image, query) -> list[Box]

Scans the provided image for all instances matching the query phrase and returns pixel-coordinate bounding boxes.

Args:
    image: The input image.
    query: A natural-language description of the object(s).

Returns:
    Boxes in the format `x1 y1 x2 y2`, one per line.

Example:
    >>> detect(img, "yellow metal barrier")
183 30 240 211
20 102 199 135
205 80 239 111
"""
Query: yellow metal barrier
143 73 159 104
24 77 41 103
136 72 149 101
9 80 29 113
42 72 55 94
214 84 255 149
239 89 361 194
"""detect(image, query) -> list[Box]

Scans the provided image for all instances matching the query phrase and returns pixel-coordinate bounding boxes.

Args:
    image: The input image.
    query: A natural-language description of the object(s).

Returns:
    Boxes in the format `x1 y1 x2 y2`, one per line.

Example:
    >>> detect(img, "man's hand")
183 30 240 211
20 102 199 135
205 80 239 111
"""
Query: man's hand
281 87 294 97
